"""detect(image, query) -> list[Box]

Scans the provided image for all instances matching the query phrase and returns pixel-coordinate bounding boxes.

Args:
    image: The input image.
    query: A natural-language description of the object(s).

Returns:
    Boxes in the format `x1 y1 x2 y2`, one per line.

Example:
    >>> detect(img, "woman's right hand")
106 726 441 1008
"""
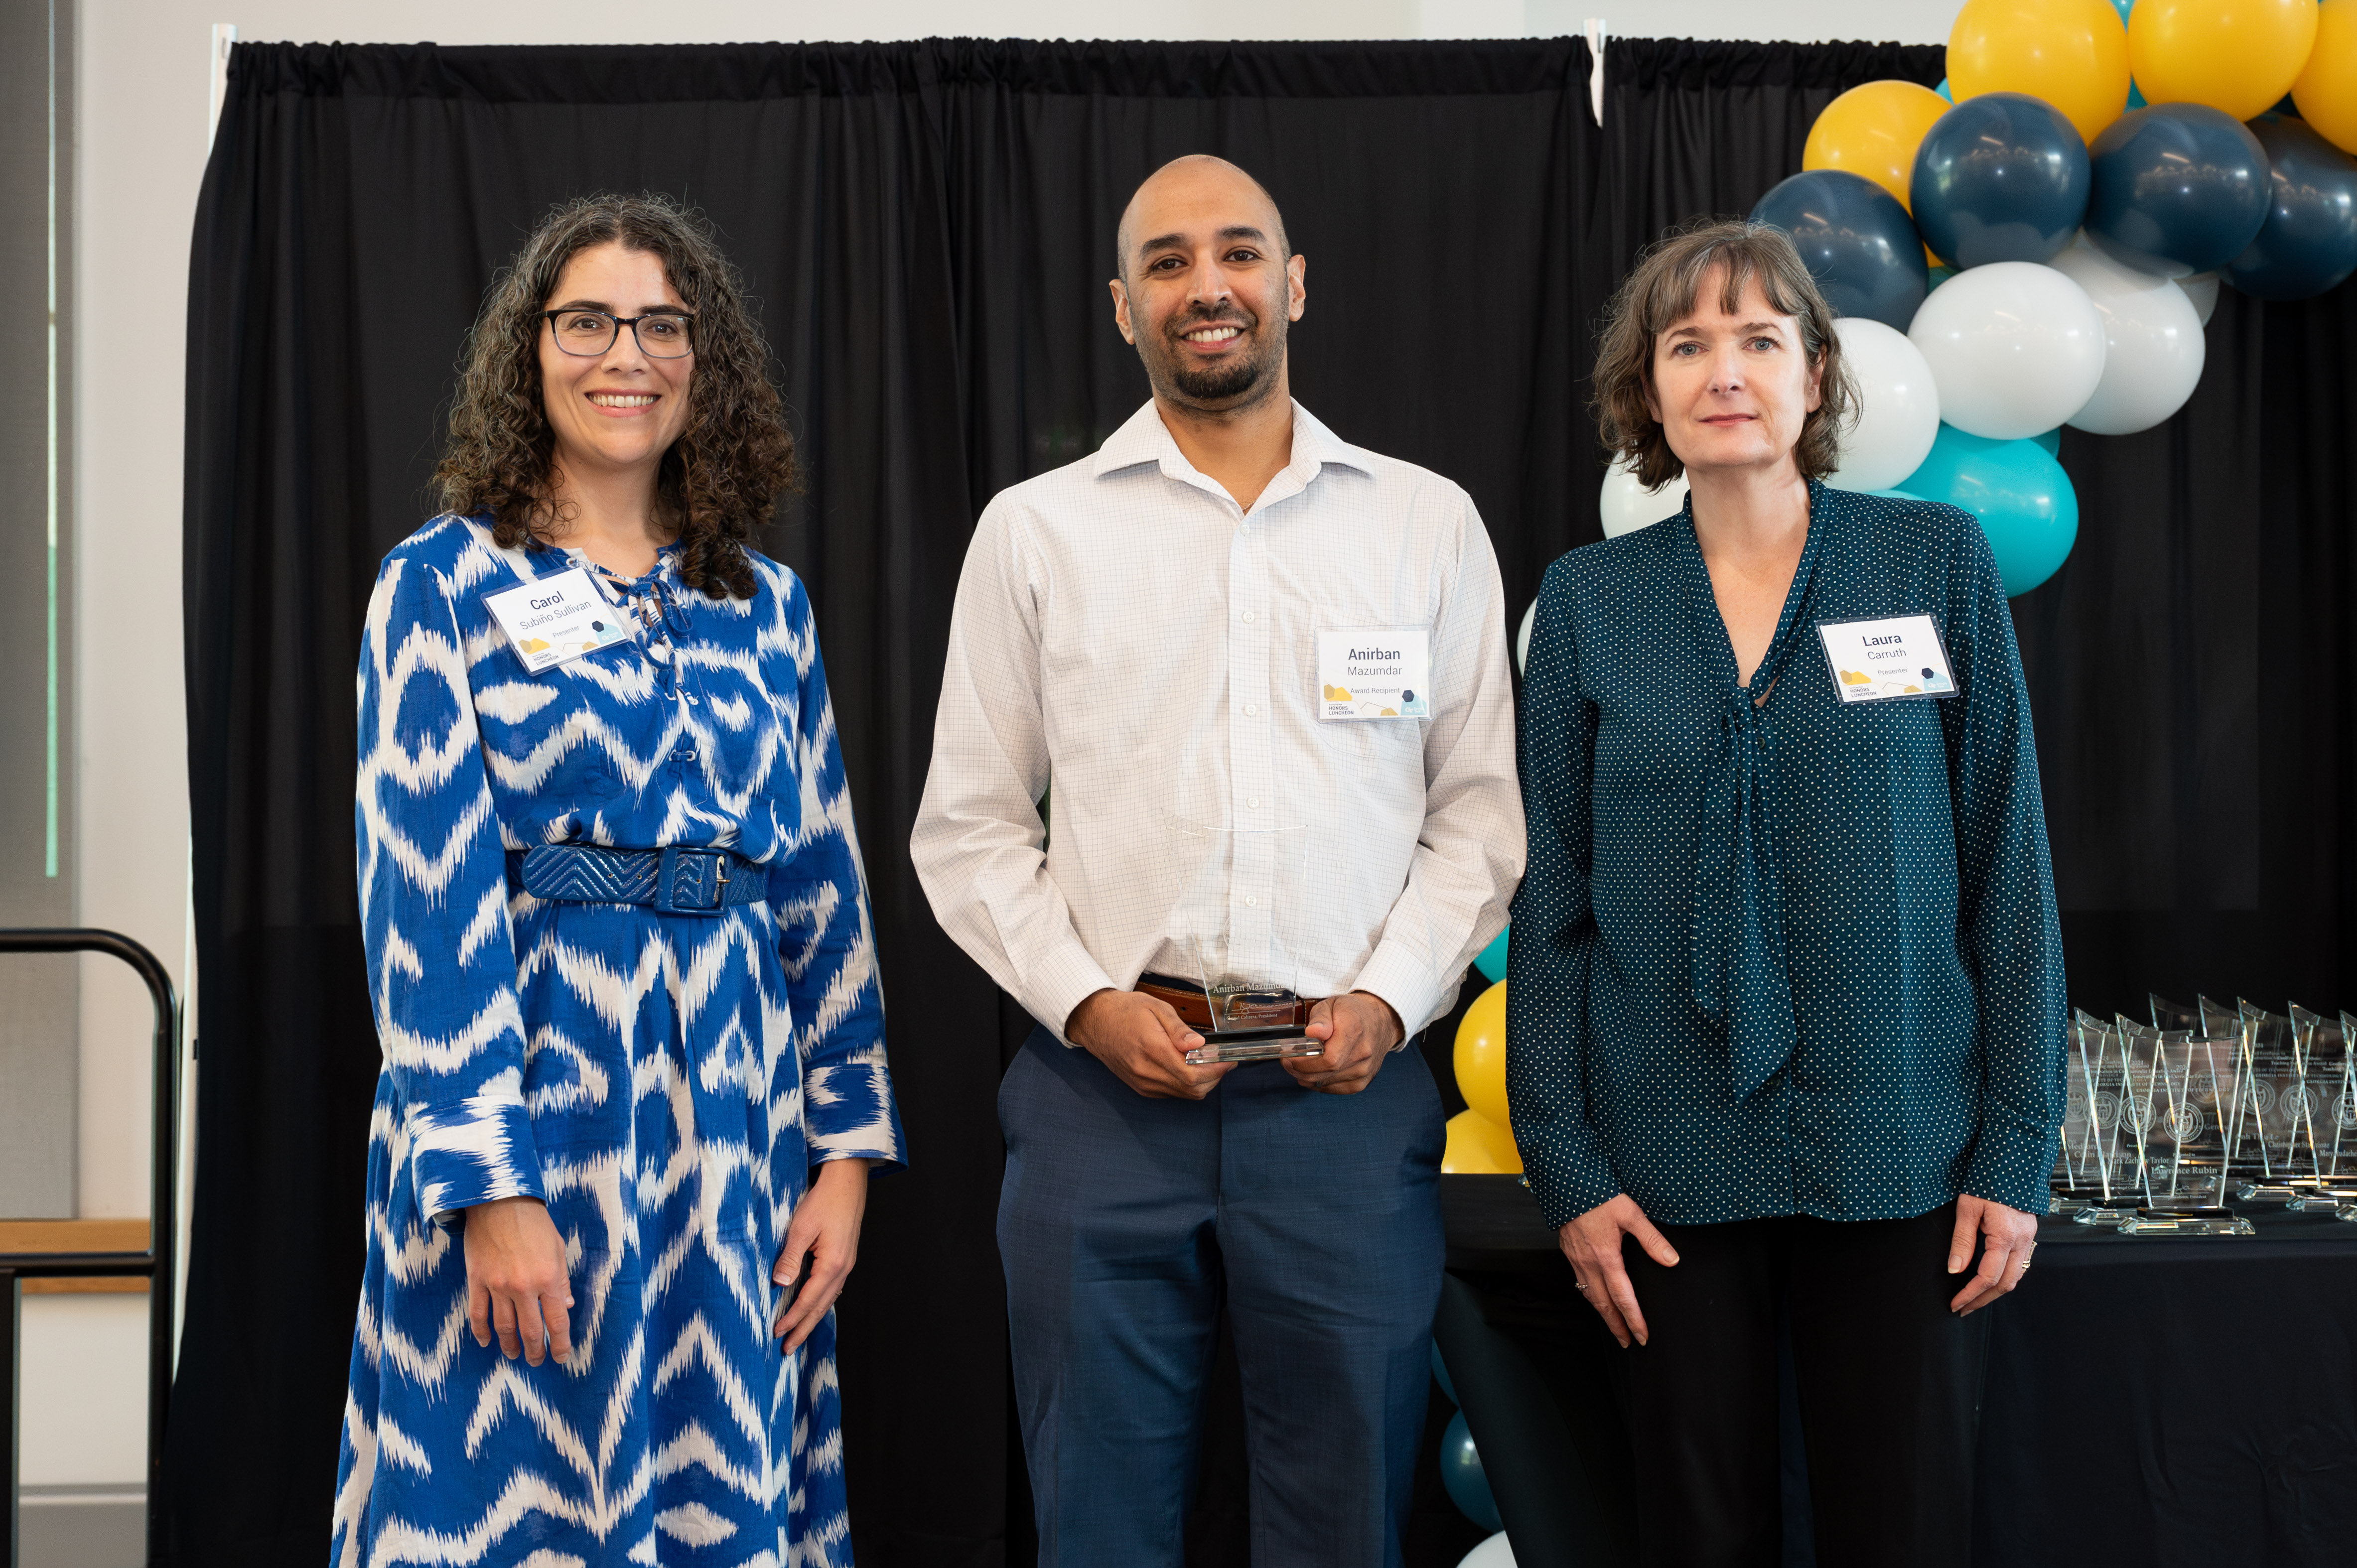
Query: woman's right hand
1557 1193 1679 1348
463 1195 573 1366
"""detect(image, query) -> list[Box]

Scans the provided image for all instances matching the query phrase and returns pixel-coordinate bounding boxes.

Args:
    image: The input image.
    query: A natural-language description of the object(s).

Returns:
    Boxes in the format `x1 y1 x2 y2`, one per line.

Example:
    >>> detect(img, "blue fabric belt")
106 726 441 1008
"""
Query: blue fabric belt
508 844 767 916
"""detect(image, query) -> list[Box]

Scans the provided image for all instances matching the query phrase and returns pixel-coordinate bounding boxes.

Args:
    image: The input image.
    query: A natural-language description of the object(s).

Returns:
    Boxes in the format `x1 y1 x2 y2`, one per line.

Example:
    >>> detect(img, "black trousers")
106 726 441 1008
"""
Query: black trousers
1619 1203 1992 1568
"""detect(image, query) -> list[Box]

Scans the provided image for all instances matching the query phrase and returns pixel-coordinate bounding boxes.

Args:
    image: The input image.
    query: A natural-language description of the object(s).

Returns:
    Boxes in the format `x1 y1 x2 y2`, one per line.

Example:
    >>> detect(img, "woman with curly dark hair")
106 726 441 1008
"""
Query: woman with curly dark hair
332 193 904 1567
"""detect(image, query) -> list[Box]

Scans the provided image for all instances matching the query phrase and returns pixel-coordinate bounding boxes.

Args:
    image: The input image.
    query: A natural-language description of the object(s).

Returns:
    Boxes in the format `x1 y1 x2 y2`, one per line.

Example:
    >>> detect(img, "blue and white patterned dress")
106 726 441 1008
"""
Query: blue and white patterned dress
331 514 904 1568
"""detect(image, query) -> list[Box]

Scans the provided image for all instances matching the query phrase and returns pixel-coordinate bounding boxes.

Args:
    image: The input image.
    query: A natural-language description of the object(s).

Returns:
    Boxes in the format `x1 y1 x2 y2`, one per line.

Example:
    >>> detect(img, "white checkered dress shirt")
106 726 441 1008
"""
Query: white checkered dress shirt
912 399 1524 1043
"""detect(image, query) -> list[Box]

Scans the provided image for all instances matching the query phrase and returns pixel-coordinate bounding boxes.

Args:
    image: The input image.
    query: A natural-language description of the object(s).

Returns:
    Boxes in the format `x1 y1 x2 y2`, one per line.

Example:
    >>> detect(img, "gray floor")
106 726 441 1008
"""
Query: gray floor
17 1488 143 1568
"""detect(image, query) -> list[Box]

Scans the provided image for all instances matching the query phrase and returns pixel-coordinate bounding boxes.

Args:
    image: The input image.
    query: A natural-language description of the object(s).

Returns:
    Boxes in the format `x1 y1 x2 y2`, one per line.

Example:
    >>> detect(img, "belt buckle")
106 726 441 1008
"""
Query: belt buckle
656 846 727 915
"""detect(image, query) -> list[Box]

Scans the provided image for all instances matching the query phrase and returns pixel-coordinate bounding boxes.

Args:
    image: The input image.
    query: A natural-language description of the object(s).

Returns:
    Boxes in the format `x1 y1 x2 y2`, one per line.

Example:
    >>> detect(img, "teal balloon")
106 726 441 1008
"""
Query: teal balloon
2110 0 2131 19
2032 428 2063 456
1441 1412 1503 1533
2226 118 2357 302
1474 926 1509 985
1430 1341 1458 1404
1936 78 1952 103
2125 79 2146 111
1898 425 2079 596
1927 264 1957 291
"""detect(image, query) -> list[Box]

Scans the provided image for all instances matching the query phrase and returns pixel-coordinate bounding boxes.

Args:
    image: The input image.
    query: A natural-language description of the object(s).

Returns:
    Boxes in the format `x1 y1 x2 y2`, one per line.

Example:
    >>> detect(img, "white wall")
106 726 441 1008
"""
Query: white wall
48 0 1963 1496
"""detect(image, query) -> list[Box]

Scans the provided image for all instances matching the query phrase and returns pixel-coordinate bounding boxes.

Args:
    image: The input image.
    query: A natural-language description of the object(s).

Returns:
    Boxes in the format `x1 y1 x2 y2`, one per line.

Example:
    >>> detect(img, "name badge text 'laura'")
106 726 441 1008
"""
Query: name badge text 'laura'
1813 614 1957 704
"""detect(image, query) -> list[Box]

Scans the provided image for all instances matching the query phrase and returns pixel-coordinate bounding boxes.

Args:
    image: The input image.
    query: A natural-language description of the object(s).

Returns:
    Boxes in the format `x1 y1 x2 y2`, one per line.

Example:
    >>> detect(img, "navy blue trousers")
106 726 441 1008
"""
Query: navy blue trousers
998 1025 1446 1568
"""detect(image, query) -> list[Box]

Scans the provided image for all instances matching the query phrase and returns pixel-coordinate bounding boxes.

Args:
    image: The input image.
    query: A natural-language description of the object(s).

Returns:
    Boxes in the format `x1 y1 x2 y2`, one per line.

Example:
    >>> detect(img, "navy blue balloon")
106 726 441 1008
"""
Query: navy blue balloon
1440 1412 1503 1533
2226 118 2357 302
1910 93 2090 268
2086 104 2270 276
1749 169 1929 331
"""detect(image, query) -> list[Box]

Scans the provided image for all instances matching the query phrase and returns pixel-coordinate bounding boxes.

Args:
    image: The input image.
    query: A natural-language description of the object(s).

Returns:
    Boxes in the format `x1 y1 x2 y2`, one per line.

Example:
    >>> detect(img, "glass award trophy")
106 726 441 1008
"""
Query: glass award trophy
2110 1020 2255 1233
2268 1005 2357 1211
2064 1012 2136 1225
2229 1000 2307 1202
1166 820 1324 1067
2146 995 2237 1201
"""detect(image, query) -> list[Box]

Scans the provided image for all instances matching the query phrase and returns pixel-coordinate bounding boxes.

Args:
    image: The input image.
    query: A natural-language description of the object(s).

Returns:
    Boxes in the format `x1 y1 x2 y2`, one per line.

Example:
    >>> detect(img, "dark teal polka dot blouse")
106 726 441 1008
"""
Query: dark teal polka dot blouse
1505 482 2067 1229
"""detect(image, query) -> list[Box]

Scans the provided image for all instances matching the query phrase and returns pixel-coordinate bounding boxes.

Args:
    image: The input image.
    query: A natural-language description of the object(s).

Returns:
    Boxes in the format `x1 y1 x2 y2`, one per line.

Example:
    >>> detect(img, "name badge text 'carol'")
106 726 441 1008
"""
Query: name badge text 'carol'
481 566 634 674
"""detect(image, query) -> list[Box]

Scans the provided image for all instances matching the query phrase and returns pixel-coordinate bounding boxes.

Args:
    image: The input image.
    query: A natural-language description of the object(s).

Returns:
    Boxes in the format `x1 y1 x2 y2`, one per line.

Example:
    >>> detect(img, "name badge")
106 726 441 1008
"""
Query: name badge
1815 614 1956 703
480 567 634 674
1317 626 1431 720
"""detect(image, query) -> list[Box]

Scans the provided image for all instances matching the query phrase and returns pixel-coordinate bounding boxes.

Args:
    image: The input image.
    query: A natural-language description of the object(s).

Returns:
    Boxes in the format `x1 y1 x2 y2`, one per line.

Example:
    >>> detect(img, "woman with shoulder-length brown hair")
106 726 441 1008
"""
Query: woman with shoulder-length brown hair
1505 218 2065 1567
331 192 904 1568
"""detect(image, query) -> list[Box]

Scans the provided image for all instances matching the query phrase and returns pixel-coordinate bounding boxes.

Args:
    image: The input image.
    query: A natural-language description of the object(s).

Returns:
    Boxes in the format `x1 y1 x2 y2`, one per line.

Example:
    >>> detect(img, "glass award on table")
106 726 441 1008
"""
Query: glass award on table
1164 820 1324 1067
2108 1020 2255 1233
2228 1000 2308 1202
2149 995 2239 1201
2269 1005 2357 1211
2062 1011 2137 1224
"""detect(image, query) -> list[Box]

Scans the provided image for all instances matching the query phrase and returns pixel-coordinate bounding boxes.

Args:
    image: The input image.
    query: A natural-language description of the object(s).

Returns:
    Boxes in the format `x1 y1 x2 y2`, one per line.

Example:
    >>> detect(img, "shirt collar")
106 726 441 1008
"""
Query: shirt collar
1090 398 1374 510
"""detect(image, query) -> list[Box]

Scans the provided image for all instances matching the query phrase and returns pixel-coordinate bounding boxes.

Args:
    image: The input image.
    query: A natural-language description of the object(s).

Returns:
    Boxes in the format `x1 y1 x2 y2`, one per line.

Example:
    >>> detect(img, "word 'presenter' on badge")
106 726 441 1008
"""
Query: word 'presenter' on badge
480 566 636 674
1814 614 1957 704
1317 627 1431 721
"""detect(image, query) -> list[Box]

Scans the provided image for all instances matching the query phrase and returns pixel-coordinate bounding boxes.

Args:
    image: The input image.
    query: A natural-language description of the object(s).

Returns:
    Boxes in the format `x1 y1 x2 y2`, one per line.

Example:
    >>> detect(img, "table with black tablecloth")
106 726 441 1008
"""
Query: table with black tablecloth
1431 1175 2357 1568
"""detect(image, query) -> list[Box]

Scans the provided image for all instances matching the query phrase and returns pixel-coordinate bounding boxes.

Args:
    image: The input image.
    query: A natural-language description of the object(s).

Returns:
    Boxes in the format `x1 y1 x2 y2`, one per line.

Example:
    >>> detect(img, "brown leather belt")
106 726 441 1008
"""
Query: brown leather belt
1136 972 1316 1034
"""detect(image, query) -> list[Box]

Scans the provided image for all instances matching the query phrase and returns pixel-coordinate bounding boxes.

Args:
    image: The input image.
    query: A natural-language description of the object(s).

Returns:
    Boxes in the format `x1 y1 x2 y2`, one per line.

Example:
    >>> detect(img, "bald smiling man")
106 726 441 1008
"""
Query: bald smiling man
911 156 1523 1564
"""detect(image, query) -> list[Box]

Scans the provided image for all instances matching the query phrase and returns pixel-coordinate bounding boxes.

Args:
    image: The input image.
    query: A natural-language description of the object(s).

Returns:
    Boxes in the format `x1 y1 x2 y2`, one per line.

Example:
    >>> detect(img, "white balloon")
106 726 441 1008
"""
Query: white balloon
1599 459 1689 540
1516 598 1535 674
1825 318 1941 492
2047 239 2206 436
1458 1531 1518 1568
1906 261 2106 441
2179 269 2221 327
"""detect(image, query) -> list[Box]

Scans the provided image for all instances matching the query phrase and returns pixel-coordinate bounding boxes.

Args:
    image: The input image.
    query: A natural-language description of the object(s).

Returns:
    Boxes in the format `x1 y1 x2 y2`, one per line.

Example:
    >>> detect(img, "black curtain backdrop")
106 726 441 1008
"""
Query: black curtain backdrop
173 35 2357 1567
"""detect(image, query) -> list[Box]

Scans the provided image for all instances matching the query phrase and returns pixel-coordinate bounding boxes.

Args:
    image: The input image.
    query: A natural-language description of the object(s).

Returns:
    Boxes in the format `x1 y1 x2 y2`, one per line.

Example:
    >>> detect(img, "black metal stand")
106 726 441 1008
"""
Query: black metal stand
0 929 180 1568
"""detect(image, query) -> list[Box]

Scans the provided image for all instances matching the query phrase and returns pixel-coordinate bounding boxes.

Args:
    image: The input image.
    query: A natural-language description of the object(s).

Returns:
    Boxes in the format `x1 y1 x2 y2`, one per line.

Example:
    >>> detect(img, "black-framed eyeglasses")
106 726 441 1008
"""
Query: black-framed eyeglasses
541 309 695 359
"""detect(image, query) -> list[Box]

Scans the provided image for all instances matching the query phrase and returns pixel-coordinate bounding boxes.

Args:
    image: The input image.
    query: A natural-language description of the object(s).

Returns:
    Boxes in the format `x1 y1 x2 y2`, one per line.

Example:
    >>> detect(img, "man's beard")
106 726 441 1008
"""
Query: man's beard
1144 307 1284 408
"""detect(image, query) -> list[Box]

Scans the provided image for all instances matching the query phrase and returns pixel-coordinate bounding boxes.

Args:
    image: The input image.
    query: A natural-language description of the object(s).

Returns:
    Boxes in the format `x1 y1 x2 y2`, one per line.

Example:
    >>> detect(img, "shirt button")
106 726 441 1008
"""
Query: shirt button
1245 704 1258 717
1242 611 1254 623
673 748 697 763
1246 896 1258 907
1247 797 1259 809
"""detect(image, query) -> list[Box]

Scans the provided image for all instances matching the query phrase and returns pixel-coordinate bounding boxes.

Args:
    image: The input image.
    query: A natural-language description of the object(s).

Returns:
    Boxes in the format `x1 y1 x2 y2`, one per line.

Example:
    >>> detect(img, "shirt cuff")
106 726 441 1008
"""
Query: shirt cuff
1027 938 1121 1046
1521 1134 1624 1232
1960 1114 2061 1216
409 1093 547 1229
1350 938 1449 1041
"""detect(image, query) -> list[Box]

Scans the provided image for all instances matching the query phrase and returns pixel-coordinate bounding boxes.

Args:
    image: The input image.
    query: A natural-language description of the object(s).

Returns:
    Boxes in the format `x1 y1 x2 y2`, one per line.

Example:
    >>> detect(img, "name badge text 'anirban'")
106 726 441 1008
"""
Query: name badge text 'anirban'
1316 626 1432 720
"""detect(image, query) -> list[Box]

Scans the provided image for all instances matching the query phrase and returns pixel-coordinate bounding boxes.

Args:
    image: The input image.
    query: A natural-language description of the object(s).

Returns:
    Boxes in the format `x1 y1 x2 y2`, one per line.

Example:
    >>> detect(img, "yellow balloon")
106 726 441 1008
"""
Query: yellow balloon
2131 0 2322 122
2293 0 2357 155
1802 80 1953 210
1453 980 1510 1128
1442 1109 1523 1175
1947 0 2133 145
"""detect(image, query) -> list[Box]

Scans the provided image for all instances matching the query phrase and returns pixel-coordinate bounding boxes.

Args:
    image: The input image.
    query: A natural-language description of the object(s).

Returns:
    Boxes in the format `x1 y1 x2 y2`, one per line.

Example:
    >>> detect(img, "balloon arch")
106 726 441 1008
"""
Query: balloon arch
1458 0 2357 1179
